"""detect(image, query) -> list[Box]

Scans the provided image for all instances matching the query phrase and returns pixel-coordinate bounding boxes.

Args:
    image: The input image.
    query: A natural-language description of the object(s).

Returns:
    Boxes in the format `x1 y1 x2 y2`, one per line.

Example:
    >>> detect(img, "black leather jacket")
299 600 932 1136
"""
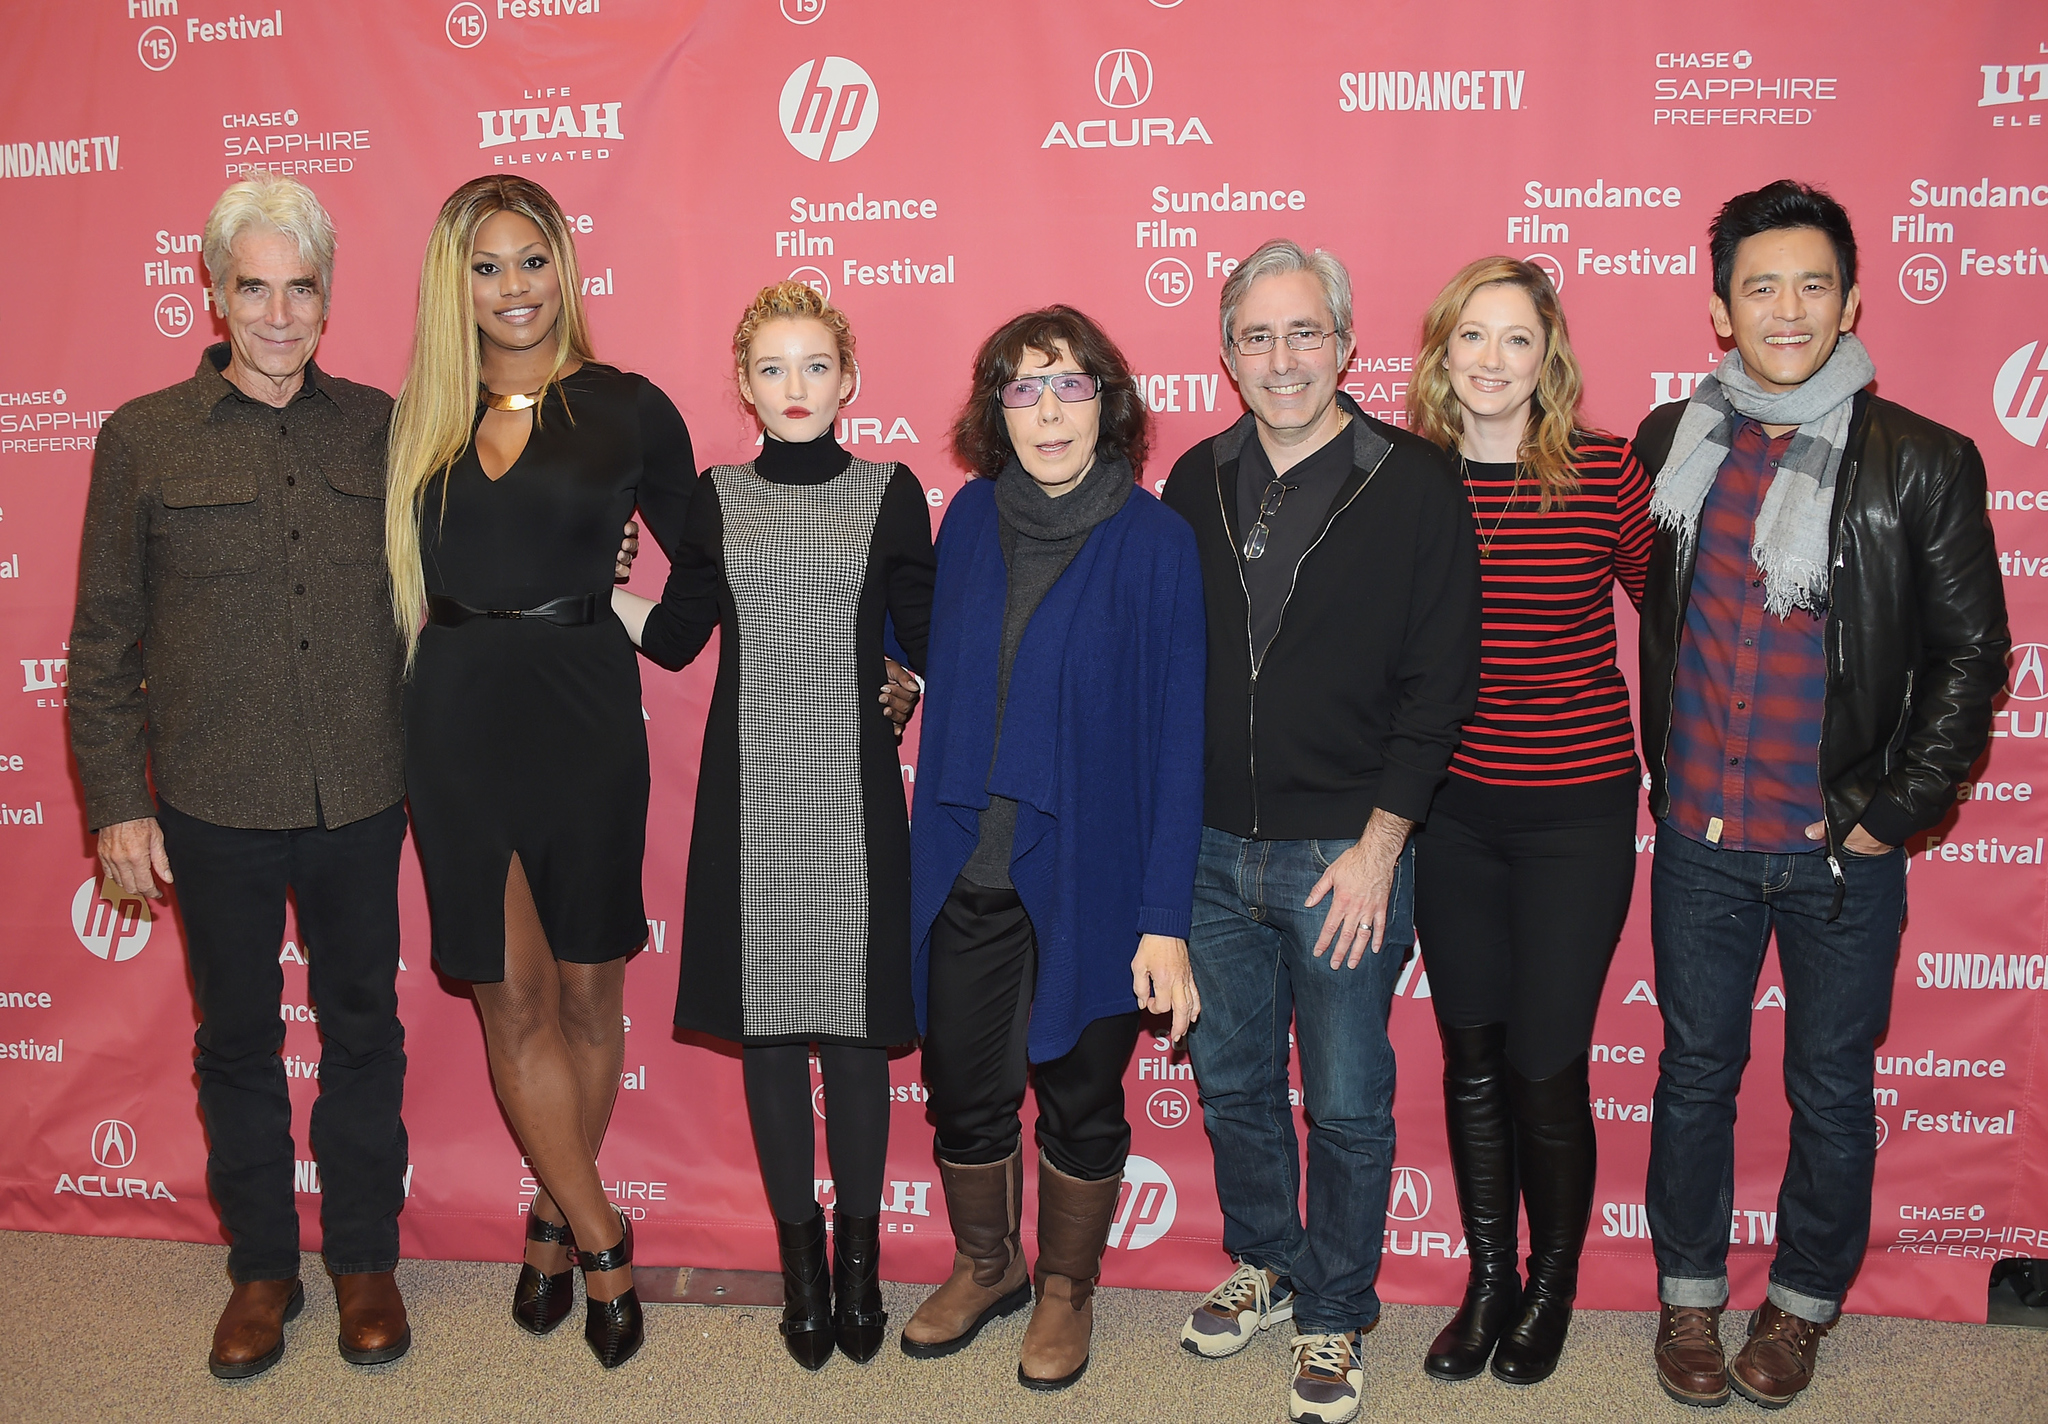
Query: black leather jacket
1634 389 2009 894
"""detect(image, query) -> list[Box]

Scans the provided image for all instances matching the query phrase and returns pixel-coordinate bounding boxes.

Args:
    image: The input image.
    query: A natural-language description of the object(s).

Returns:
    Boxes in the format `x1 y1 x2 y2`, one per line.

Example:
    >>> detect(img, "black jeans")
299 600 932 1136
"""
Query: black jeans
158 798 410 1282
1414 807 1637 1078
922 877 1139 1182
1647 825 1907 1325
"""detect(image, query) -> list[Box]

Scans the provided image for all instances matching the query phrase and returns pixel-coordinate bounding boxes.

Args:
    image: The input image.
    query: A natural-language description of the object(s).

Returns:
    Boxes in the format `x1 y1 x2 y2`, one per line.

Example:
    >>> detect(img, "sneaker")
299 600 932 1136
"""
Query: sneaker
1288 1331 1363 1423
1180 1261 1295 1358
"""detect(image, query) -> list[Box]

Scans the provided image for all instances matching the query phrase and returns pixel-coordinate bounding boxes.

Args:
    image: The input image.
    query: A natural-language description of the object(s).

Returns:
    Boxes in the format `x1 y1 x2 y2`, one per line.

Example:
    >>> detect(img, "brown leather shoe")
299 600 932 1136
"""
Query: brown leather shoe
334 1270 412 1365
1017 1154 1122 1391
1729 1300 1830 1409
209 1278 305 1380
1654 1303 1730 1408
901 1149 1030 1358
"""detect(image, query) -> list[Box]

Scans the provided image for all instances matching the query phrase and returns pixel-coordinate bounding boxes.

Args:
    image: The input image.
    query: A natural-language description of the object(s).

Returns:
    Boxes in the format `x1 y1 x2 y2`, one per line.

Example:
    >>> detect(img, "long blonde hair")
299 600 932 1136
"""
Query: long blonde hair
385 176 596 666
1407 256 1589 511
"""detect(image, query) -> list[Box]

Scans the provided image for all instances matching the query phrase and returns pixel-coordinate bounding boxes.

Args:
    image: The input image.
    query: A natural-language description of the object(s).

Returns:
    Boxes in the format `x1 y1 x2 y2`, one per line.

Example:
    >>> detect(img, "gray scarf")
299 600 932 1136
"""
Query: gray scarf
1648 332 1874 616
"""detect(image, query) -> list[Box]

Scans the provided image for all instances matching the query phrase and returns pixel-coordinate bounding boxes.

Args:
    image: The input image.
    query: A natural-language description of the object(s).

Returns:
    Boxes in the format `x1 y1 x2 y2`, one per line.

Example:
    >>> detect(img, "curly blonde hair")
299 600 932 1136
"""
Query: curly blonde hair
732 280 856 395
1407 256 1591 511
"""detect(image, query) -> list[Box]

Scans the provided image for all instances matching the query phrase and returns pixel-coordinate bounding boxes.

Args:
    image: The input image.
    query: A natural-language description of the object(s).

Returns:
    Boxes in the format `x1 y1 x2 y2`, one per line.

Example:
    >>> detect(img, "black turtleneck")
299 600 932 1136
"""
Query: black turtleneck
757 431 853 485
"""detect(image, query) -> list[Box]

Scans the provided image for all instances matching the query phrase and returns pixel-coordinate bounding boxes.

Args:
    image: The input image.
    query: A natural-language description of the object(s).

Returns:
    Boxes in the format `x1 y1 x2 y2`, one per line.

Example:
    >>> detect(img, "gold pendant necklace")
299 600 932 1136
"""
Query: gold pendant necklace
1461 454 1521 558
481 387 542 412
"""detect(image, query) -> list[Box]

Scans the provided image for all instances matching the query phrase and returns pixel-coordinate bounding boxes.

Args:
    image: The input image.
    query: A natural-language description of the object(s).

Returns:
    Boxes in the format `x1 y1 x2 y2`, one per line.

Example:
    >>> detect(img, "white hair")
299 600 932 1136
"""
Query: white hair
1218 239 1354 350
201 173 337 309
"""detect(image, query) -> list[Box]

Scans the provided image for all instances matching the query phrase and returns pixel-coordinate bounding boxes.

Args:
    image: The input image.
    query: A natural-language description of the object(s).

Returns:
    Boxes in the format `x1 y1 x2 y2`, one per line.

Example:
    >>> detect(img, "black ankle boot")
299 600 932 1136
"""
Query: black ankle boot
513 1210 577 1335
1491 1055 1595 1385
1424 1022 1523 1382
831 1212 887 1364
576 1210 644 1370
776 1210 836 1370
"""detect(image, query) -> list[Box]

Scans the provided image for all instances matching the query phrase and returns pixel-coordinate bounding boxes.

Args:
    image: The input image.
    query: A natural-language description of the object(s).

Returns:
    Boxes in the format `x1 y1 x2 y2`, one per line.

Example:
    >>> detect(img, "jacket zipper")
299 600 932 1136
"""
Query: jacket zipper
1885 671 1914 776
1219 437 1392 837
1818 456 1858 919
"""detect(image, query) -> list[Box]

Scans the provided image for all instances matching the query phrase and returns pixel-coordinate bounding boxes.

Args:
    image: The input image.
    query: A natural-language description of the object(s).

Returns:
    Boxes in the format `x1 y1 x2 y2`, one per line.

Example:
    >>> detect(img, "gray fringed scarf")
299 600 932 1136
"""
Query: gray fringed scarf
1648 332 1874 616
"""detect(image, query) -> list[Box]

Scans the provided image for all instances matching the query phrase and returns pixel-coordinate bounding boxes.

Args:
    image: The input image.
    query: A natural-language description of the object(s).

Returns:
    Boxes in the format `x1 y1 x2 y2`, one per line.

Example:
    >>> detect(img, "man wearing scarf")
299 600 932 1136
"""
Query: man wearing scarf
1633 181 2007 1410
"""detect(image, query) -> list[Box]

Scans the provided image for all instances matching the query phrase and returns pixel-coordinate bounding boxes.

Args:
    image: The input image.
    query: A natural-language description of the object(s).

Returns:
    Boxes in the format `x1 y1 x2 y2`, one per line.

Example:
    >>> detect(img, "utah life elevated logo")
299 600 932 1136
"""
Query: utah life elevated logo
781 58 878 163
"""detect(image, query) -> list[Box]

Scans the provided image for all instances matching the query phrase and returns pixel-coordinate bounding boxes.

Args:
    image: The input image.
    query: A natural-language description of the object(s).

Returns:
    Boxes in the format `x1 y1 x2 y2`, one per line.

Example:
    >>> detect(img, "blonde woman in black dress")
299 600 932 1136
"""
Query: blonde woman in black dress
386 176 696 1369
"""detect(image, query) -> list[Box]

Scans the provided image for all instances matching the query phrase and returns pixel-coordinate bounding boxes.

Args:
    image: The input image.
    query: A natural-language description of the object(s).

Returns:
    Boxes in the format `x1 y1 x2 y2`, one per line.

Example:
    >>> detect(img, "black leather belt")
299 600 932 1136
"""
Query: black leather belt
426 592 600 627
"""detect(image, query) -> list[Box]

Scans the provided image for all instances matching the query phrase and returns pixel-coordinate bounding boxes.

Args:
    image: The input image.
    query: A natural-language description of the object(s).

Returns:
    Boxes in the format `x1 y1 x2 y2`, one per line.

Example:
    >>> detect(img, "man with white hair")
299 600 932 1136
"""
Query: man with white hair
1161 239 1480 1424
70 174 413 1378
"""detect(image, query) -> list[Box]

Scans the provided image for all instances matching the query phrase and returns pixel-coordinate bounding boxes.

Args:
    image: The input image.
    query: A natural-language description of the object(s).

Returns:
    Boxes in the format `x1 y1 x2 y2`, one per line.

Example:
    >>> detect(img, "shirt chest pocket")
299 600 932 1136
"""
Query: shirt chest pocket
318 463 387 565
160 475 262 577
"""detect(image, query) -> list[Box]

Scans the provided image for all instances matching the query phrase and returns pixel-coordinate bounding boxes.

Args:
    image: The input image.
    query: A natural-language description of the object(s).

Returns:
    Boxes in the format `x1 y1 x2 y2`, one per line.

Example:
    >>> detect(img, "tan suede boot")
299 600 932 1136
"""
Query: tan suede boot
1018 1153 1123 1390
901 1149 1029 1358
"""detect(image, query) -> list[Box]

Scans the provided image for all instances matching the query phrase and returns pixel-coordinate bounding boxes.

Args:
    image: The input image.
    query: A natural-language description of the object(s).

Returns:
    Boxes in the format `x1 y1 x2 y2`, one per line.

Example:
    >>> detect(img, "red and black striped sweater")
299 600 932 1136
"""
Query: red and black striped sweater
1436 431 1653 821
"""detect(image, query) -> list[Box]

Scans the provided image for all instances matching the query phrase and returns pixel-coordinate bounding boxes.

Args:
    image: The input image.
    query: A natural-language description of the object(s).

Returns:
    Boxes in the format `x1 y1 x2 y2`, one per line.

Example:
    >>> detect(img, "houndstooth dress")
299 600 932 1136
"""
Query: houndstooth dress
644 436 933 1047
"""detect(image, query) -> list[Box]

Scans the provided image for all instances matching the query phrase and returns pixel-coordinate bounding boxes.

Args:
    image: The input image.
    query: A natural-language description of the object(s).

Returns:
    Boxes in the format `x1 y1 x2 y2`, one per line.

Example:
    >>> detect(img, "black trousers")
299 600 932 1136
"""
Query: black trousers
1413 807 1636 1079
157 798 410 1282
922 877 1139 1183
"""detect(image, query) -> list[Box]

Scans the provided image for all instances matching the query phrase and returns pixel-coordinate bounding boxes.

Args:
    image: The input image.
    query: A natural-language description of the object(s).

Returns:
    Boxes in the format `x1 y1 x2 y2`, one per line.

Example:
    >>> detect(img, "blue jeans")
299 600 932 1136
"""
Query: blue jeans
1647 825 1906 1325
1184 827 1413 1334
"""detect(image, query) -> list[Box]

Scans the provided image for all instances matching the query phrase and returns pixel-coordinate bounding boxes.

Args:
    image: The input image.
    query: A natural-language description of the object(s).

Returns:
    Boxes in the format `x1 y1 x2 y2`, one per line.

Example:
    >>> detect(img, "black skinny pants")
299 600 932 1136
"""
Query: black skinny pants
156 798 410 1282
922 877 1140 1183
1413 807 1637 1080
742 1042 890 1223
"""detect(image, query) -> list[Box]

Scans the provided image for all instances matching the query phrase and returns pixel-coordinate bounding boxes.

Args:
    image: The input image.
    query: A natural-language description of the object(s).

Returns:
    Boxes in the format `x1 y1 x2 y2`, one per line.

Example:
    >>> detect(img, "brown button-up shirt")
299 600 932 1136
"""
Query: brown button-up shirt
69 344 404 831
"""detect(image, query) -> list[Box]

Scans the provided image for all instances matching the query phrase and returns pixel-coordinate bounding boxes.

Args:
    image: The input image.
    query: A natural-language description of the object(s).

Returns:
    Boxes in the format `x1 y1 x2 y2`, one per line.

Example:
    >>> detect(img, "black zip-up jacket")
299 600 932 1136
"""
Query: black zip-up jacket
1162 394 1481 839
1634 389 2009 872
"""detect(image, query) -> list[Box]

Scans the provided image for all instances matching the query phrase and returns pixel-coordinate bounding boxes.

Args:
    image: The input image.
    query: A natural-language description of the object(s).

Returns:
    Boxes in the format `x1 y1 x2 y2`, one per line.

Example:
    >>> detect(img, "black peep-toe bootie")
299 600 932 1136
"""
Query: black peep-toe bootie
513 1211 577 1335
576 1210 644 1369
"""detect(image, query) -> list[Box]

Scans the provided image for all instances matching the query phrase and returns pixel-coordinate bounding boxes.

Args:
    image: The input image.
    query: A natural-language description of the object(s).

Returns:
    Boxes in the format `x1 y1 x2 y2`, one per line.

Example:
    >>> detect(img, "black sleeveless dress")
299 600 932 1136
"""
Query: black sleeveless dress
404 364 694 981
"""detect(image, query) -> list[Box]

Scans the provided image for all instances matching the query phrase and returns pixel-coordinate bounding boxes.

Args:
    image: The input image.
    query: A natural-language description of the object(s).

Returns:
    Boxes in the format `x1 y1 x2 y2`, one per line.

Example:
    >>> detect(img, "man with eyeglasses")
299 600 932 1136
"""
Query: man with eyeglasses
1161 239 1479 1424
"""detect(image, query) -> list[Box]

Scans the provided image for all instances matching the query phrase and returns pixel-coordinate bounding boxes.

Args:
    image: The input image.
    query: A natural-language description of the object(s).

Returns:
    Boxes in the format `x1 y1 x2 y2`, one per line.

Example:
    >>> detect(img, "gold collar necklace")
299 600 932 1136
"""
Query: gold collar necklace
480 386 543 412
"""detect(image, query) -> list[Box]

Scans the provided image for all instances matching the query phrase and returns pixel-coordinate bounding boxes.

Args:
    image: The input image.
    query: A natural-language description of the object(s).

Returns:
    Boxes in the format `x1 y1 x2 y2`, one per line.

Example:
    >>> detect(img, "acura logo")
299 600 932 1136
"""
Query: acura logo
92 1119 137 1170
1095 49 1153 108
1387 1165 1433 1221
2008 644 2048 702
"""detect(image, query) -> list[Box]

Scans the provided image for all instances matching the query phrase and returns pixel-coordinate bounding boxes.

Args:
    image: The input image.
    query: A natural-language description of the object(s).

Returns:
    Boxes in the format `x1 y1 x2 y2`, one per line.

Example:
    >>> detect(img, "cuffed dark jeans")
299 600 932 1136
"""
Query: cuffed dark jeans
922 876 1140 1183
158 798 410 1282
1646 824 1906 1325
1184 827 1412 1335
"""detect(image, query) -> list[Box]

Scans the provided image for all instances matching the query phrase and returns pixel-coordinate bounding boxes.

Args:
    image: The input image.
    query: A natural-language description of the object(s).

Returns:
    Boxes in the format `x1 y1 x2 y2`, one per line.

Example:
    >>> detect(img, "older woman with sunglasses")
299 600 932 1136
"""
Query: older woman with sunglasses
901 305 1205 1391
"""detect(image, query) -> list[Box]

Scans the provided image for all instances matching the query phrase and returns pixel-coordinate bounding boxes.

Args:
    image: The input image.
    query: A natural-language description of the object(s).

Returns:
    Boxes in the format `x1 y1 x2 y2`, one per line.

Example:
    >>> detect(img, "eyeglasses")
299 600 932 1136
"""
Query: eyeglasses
1229 328 1345 357
997 372 1101 408
1241 477 1297 560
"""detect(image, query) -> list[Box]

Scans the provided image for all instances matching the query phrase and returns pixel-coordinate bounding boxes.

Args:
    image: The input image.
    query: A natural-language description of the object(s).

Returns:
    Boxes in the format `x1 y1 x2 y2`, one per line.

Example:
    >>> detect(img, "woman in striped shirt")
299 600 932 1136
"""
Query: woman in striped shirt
1407 257 1653 1387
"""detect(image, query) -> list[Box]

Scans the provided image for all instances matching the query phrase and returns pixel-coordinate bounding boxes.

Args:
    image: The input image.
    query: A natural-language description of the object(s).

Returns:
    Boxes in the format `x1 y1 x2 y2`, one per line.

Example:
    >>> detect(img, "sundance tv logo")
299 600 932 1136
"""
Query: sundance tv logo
72 877 154 962
1994 340 2048 447
780 58 878 163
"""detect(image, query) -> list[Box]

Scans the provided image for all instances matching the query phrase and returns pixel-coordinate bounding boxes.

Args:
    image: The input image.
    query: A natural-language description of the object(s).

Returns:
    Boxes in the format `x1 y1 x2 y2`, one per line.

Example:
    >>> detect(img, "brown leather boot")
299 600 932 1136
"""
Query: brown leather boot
334 1270 412 1365
1017 1154 1122 1391
901 1149 1029 1358
1729 1300 1831 1408
209 1278 305 1380
1653 1303 1730 1408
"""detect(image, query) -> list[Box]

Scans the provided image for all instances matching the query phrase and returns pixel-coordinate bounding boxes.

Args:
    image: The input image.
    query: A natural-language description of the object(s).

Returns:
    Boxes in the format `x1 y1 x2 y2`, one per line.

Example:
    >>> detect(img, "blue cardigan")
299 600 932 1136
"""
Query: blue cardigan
910 476 1206 1063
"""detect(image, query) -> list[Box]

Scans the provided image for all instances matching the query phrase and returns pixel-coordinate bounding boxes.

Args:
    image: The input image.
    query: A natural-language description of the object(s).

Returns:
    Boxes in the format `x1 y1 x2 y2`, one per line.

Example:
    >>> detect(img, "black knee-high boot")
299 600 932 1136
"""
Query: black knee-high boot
1424 1022 1522 1382
1491 1054 1596 1385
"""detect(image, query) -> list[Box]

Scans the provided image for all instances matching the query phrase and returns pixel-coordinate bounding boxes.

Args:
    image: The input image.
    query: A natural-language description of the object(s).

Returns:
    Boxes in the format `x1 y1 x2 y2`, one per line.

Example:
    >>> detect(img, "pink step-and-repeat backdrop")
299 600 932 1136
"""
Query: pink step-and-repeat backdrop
2 0 2044 1324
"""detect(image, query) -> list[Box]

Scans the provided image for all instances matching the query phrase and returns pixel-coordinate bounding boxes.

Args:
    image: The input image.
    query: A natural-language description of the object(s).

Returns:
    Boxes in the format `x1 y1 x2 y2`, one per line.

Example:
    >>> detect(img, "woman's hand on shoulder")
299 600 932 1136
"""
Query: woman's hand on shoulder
1132 933 1200 1044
